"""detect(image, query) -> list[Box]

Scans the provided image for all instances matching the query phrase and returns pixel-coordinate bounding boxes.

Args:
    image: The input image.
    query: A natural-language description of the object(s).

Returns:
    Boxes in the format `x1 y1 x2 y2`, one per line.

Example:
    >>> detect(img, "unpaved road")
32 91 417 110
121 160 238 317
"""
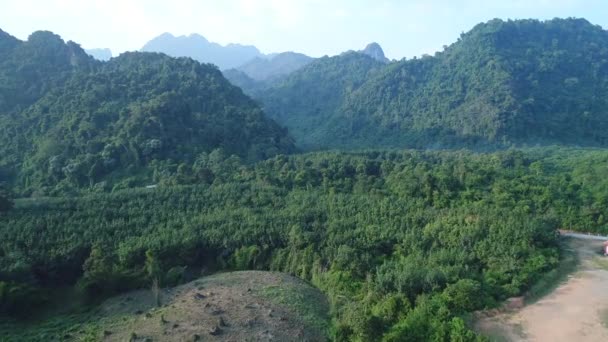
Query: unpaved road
476 237 608 341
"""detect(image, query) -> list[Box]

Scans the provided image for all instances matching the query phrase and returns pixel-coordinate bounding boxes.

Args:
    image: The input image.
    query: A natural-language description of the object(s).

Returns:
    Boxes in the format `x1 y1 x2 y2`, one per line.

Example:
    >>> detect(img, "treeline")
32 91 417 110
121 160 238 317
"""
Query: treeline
2 148 607 340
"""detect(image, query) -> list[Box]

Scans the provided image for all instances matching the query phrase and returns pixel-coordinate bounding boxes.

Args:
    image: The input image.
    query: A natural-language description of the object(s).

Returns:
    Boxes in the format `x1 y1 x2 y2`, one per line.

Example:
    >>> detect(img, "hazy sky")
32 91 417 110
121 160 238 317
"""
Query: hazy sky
1 0 607 59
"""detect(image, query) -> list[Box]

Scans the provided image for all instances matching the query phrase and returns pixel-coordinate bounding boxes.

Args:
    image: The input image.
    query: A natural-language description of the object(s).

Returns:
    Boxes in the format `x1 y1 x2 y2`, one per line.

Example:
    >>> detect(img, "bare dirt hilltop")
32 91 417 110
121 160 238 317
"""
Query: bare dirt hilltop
88 271 330 342
475 238 608 342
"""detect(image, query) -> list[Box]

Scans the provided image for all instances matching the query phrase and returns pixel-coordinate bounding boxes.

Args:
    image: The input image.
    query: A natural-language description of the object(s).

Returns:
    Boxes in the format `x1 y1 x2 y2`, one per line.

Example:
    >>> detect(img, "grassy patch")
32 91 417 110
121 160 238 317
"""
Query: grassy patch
483 333 510 342
473 315 527 342
256 280 331 336
591 255 608 271
525 239 579 304
599 307 608 329
0 309 132 341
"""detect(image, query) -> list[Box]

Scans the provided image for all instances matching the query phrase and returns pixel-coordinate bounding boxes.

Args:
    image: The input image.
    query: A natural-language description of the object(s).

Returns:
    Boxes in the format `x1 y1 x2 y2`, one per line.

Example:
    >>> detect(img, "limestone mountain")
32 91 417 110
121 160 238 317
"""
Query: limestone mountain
360 42 390 63
0 30 96 114
85 48 112 61
254 18 608 150
0 30 294 195
256 51 385 148
235 52 314 81
141 33 262 69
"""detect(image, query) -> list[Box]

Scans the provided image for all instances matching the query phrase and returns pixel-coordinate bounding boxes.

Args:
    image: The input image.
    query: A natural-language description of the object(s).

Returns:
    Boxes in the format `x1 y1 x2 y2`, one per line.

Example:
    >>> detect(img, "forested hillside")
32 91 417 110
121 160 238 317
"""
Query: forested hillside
0 30 96 114
234 51 314 81
0 30 294 196
2 147 608 340
4 19 608 341
257 18 608 150
257 51 385 148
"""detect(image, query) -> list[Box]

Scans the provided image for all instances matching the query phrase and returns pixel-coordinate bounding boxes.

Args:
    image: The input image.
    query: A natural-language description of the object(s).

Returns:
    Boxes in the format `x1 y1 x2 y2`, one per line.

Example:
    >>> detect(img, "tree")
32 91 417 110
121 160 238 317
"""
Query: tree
0 185 13 213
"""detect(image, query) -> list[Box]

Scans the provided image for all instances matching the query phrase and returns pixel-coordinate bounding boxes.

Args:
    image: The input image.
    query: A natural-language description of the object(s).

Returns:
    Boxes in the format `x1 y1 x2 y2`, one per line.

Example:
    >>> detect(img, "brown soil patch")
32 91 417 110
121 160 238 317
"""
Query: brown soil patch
96 271 329 341
475 238 608 341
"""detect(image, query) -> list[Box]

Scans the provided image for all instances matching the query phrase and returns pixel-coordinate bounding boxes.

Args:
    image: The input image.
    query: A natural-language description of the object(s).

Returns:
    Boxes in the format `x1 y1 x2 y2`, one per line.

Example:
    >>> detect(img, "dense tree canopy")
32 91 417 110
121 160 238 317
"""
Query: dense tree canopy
255 18 608 150
0 31 294 196
0 185 12 213
2 147 607 340
256 51 385 148
233 52 314 81
3 20 608 341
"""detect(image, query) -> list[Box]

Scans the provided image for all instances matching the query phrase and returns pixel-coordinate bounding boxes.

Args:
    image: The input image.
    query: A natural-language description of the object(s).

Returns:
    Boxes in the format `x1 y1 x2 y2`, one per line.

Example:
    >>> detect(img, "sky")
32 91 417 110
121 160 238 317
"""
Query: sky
1 0 607 60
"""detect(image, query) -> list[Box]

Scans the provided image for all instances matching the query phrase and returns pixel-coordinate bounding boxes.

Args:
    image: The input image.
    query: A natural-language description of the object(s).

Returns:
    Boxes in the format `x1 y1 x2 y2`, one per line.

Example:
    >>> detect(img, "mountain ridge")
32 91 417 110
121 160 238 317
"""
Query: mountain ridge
254 18 608 149
360 42 390 63
141 32 263 69
0 29 294 196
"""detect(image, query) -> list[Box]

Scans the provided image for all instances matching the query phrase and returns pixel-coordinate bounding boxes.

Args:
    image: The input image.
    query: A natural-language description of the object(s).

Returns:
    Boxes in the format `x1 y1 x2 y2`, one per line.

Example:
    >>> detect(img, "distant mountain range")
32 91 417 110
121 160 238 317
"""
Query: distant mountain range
141 33 263 70
85 48 112 61
234 52 314 81
140 33 395 85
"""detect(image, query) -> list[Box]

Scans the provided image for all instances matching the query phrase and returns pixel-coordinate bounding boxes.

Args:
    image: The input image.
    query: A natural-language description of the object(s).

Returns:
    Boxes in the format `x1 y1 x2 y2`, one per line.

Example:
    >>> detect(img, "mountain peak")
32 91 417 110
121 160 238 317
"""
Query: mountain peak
86 48 112 61
158 32 175 38
186 33 209 43
141 33 261 69
361 42 389 63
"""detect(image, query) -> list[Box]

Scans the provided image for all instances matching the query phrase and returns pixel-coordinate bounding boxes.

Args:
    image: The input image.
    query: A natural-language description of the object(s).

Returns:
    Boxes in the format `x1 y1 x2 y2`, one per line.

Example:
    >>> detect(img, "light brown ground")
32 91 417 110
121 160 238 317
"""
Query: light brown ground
96 271 330 342
475 238 608 342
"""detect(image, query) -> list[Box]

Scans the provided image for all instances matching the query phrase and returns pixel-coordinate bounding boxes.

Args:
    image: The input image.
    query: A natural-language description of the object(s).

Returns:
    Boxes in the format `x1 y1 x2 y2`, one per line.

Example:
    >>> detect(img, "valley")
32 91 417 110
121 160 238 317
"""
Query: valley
2 13 608 342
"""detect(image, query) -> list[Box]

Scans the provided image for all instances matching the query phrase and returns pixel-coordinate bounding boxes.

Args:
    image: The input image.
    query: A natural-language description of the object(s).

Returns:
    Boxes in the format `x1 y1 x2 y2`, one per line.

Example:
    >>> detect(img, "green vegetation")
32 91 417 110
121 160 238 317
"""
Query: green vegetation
524 238 579 304
4 18 608 341
257 18 608 150
257 282 330 335
0 271 330 341
0 30 294 197
3 147 608 340
0 184 13 213
0 30 96 115
0 308 130 341
234 52 314 81
258 51 385 148
600 307 608 329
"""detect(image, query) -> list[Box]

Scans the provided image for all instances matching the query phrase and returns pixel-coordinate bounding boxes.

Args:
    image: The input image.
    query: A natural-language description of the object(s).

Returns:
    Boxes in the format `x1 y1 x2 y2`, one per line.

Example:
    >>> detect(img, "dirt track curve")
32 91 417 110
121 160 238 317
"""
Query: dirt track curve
475 235 608 341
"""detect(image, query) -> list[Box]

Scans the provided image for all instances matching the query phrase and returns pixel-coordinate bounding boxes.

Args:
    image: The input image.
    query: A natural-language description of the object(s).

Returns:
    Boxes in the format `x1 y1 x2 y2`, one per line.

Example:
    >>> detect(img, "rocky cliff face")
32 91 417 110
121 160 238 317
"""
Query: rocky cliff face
361 42 389 63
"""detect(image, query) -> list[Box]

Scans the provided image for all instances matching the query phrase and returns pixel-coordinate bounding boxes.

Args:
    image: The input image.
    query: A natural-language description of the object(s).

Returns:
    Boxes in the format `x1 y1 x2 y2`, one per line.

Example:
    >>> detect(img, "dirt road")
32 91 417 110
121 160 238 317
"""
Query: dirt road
475 237 608 341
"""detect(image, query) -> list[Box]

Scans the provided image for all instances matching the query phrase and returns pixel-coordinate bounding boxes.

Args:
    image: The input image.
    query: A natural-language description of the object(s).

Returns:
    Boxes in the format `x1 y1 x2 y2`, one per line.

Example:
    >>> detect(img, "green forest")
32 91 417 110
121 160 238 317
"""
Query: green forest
255 18 608 149
2 17 608 341
3 148 608 340
0 30 293 197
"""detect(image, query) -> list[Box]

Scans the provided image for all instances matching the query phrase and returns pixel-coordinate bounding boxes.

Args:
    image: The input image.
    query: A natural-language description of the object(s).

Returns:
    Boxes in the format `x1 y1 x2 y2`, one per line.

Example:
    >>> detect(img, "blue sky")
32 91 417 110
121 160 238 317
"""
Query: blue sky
0 0 607 59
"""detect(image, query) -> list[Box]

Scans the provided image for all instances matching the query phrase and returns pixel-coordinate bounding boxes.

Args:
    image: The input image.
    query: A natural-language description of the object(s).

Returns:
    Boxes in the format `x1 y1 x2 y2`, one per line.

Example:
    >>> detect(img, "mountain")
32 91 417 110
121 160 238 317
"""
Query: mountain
222 68 262 94
360 42 389 63
0 30 96 115
255 18 608 149
256 51 385 148
235 52 314 81
85 48 112 61
141 33 263 69
0 30 294 195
